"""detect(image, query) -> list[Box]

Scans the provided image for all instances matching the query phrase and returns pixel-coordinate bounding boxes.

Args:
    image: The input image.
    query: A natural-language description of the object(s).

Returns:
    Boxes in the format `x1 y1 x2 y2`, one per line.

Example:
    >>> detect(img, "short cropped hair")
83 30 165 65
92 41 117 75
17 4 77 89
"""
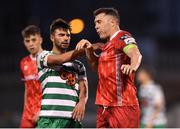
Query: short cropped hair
50 18 71 34
93 7 120 23
22 25 41 38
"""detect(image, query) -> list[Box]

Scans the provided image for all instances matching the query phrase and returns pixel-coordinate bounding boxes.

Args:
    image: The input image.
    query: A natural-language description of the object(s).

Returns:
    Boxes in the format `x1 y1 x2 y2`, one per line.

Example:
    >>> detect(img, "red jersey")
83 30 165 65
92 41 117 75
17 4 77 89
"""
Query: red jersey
20 55 42 127
96 30 139 106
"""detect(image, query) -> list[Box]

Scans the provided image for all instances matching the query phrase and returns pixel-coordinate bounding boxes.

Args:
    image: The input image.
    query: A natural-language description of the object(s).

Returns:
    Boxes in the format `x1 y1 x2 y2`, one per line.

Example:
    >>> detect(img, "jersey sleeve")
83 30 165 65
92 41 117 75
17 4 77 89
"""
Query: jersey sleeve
116 32 137 53
76 60 87 81
20 59 25 81
36 50 50 69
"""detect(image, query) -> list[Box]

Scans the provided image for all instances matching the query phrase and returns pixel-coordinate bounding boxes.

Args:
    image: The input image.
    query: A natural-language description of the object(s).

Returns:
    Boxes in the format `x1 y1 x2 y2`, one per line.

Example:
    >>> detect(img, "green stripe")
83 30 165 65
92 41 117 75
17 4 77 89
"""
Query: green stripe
45 82 78 90
41 105 74 111
43 94 79 102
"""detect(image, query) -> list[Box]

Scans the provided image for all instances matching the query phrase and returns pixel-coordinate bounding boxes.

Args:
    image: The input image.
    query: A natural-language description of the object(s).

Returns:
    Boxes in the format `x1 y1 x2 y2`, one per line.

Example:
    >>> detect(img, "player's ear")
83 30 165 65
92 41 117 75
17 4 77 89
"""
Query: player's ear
40 36 43 44
111 17 116 26
50 34 54 42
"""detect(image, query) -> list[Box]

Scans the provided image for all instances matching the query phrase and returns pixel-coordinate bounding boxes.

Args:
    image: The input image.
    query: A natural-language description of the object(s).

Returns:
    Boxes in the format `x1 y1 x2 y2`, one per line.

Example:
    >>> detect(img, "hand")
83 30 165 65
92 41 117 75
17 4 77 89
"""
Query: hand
76 39 92 50
72 100 86 122
92 43 104 50
121 64 135 75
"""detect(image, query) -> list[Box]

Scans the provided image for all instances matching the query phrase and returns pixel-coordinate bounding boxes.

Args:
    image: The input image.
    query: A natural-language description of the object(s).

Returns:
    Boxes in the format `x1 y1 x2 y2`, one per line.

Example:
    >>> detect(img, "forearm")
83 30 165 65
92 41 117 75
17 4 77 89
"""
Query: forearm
47 42 102 66
129 47 142 71
47 49 85 66
78 80 88 103
85 47 99 72
130 52 142 71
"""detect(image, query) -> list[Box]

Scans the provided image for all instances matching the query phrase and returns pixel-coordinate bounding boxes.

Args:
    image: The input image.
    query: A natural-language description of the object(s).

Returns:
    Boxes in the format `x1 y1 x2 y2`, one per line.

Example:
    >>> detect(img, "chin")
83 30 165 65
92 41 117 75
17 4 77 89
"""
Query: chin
99 35 107 40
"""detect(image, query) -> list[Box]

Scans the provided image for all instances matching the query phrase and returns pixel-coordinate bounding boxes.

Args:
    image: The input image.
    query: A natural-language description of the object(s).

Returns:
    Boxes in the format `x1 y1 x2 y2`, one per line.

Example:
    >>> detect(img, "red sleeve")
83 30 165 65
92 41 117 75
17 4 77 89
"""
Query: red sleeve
114 31 136 50
20 59 25 81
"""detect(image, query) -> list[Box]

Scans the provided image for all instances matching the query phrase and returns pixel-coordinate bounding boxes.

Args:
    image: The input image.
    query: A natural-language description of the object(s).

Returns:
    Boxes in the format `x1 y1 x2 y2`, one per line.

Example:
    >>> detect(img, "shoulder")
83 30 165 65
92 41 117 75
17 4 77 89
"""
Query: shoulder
37 50 50 59
73 60 86 69
118 30 133 40
118 30 136 46
20 55 30 64
37 50 50 56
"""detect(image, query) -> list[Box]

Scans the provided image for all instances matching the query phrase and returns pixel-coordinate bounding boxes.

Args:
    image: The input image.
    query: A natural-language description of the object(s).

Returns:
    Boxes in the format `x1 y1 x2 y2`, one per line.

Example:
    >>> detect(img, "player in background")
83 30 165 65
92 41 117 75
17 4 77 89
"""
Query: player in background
137 66 167 128
76 7 142 128
20 25 43 127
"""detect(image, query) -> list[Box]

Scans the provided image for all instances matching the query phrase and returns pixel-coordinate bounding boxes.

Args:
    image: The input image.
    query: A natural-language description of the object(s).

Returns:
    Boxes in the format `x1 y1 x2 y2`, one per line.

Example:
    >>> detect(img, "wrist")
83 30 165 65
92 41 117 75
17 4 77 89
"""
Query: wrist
79 97 87 104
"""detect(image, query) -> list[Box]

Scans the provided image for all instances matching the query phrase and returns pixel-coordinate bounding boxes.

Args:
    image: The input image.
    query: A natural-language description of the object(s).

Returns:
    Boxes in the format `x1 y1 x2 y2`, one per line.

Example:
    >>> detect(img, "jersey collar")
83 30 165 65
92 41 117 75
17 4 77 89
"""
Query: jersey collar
110 30 121 41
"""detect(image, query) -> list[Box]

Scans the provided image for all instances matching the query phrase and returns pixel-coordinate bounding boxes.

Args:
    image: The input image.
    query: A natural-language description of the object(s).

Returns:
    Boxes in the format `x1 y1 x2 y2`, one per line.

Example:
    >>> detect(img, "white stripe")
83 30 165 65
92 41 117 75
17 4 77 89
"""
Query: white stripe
116 53 122 105
42 99 76 106
43 54 48 67
41 76 66 87
40 110 72 118
43 88 78 97
41 76 79 90
37 50 49 68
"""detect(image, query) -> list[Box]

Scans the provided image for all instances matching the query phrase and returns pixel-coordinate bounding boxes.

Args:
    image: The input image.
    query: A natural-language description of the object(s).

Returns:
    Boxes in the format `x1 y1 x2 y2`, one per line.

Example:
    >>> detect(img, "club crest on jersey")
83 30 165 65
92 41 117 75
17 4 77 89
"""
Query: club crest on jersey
60 69 77 86
59 62 78 87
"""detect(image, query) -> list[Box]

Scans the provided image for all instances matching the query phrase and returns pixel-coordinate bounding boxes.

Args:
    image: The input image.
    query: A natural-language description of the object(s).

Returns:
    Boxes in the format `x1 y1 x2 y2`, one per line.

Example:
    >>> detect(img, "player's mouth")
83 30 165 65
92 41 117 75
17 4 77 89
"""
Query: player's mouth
61 42 69 46
97 31 102 35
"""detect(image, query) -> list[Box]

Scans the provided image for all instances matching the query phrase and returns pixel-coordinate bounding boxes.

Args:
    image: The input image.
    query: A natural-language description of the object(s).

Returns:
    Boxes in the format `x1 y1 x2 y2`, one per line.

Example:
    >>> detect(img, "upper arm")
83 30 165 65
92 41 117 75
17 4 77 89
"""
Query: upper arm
124 44 142 58
20 60 25 81
118 33 142 59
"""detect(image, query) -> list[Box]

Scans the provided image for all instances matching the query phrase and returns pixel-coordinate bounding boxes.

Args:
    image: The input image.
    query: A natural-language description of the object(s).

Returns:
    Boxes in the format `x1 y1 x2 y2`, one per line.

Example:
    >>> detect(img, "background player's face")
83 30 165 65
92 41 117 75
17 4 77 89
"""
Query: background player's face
23 34 42 56
137 70 150 85
50 28 71 50
94 13 113 40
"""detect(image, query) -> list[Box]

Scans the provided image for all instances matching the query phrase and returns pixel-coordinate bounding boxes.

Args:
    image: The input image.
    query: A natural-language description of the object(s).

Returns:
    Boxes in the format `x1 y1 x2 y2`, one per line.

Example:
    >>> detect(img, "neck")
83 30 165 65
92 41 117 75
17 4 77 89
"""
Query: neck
111 26 120 37
52 46 66 54
31 48 43 57
108 26 120 41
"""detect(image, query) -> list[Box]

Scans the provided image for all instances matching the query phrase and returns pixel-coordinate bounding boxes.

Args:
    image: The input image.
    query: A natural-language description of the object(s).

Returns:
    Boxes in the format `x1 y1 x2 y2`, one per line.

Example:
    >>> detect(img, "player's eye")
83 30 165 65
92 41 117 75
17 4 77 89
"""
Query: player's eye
66 34 71 37
31 38 37 42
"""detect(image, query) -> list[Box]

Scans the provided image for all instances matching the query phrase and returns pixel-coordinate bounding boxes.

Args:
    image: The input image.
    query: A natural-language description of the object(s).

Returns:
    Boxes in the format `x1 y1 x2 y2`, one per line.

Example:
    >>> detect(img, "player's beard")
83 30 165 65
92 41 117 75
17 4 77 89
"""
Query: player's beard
55 41 69 53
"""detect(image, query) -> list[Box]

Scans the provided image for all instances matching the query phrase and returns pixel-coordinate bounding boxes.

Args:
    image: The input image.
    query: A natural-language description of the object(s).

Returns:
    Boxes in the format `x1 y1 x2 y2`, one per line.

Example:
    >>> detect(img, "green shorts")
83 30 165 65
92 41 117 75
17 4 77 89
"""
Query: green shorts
140 123 166 128
36 117 82 128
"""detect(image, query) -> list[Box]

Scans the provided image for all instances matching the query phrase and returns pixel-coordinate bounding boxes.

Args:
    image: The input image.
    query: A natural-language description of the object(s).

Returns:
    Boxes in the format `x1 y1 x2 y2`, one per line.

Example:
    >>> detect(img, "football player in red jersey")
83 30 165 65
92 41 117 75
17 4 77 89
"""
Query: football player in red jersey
76 8 142 128
20 25 43 127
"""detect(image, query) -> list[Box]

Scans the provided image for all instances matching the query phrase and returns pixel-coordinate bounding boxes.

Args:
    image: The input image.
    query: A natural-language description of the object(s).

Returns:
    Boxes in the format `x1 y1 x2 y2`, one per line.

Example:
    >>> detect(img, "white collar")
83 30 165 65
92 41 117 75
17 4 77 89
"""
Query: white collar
110 30 121 41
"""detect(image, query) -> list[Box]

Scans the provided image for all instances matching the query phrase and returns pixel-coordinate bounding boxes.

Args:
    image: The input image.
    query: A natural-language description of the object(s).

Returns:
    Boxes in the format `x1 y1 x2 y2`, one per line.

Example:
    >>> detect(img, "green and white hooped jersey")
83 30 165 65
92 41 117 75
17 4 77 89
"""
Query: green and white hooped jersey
37 50 87 118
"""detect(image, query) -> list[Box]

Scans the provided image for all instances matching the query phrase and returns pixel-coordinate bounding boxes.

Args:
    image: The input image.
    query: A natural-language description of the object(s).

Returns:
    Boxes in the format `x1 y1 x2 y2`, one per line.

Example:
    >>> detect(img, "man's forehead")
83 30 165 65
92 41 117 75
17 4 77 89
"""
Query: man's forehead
94 13 111 21
24 34 39 39
95 13 106 20
55 28 70 34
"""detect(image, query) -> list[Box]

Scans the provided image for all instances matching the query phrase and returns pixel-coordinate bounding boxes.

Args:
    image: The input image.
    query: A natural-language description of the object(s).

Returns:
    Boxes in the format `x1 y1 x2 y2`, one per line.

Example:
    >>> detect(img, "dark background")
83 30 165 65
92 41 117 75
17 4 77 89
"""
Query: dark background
0 0 180 127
